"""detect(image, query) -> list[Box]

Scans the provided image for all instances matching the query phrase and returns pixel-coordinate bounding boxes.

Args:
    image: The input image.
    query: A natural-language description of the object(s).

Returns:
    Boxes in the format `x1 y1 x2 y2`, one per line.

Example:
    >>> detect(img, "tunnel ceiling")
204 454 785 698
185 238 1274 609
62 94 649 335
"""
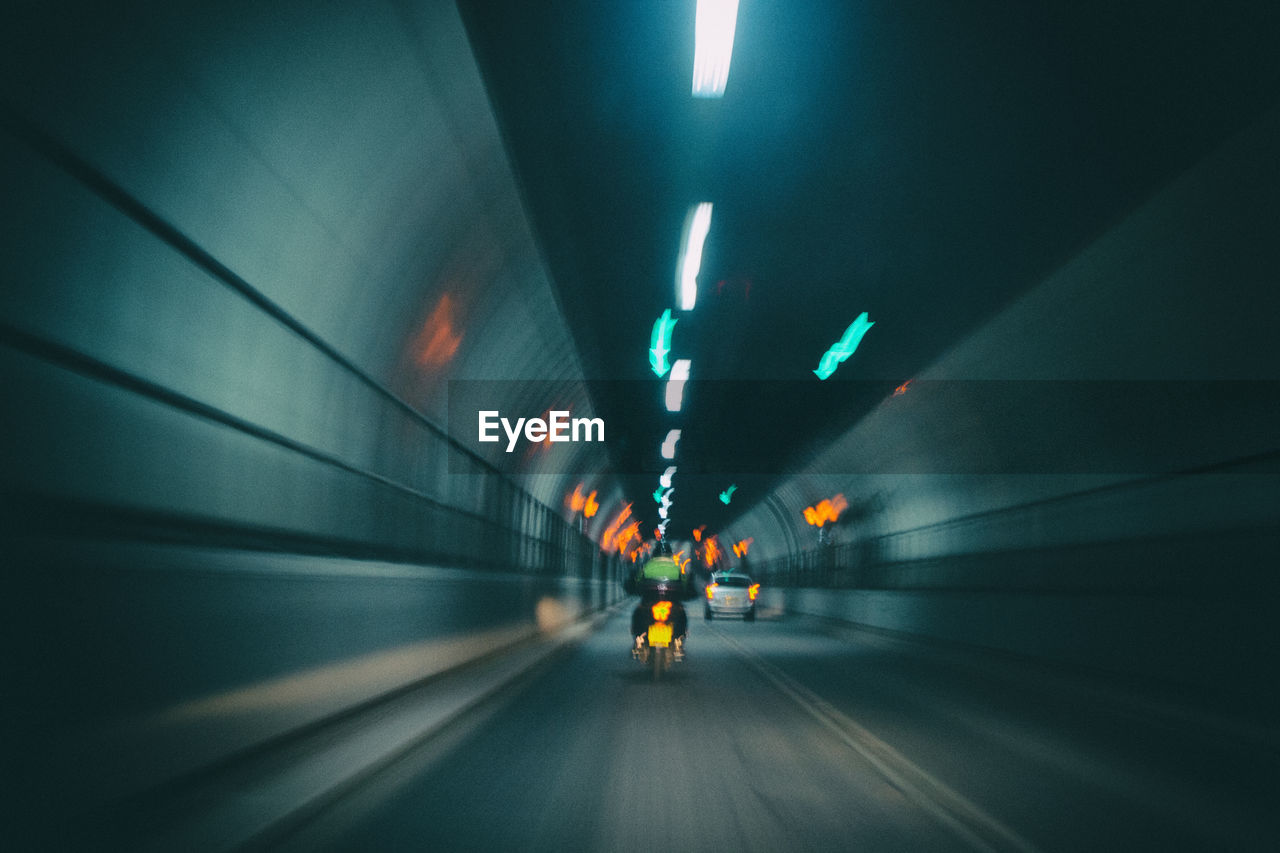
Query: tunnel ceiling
457 0 1280 540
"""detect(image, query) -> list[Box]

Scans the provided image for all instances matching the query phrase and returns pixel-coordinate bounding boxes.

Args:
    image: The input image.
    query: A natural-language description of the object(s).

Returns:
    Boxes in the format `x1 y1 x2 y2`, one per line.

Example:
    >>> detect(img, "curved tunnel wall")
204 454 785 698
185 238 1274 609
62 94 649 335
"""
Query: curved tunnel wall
726 105 1280 698
1 0 624 811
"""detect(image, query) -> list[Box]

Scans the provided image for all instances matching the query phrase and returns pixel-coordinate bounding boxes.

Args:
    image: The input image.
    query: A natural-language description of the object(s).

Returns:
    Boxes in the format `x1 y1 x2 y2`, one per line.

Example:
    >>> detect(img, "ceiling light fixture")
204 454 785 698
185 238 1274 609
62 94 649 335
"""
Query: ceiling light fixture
677 203 713 311
665 359 691 412
693 0 739 97
661 429 682 460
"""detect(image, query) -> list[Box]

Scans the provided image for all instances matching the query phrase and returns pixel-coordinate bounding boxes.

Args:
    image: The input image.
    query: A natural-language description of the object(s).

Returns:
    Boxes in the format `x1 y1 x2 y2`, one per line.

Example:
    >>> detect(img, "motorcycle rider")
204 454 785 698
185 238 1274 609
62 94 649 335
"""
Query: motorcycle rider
625 539 694 659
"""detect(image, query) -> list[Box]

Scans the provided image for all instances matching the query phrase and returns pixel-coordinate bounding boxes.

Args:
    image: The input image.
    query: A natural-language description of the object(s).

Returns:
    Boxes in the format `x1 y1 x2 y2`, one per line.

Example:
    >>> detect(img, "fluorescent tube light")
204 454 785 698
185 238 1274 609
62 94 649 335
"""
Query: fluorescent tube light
693 0 739 97
661 429 682 460
665 359 691 412
678 203 713 311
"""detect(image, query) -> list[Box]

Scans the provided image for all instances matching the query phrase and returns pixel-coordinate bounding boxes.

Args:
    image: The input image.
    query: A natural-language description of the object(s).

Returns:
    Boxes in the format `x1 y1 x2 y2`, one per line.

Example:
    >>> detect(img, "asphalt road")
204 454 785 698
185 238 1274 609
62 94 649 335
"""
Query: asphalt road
274 608 1279 852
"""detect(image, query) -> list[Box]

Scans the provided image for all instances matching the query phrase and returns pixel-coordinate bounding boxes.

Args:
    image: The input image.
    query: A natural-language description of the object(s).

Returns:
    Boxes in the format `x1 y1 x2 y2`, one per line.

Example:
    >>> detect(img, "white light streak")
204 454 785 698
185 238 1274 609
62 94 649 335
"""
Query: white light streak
661 429 682 460
693 0 739 97
660 466 677 488
678 203 713 311
665 359 691 412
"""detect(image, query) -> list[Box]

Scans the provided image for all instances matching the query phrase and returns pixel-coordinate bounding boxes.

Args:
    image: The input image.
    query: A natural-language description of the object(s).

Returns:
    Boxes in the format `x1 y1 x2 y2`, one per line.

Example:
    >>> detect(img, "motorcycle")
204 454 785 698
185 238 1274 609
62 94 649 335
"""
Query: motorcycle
632 597 686 681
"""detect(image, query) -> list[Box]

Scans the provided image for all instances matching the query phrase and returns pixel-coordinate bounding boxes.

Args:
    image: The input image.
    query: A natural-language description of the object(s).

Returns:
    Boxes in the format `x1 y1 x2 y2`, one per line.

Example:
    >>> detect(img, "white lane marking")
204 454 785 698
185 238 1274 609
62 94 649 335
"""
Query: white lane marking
712 627 1042 853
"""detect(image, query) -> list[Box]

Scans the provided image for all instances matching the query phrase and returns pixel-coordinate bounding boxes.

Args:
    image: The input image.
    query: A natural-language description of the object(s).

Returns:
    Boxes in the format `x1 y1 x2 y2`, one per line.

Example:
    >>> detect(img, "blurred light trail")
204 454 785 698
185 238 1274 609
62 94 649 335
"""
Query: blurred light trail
693 0 739 97
601 503 633 552
719 484 737 504
615 520 641 554
414 293 464 367
702 535 722 566
649 310 678 377
570 485 600 519
814 312 875 380
693 525 706 542
733 537 753 557
677 204 713 310
661 429 682 459
666 359 691 411
660 466 677 488
893 379 914 396
803 494 849 527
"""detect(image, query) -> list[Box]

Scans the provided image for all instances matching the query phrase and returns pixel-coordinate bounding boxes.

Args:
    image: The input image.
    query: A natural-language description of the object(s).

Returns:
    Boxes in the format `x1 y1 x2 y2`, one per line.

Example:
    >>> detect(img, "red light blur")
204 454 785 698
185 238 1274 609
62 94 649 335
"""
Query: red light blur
414 293 464 368
651 601 672 622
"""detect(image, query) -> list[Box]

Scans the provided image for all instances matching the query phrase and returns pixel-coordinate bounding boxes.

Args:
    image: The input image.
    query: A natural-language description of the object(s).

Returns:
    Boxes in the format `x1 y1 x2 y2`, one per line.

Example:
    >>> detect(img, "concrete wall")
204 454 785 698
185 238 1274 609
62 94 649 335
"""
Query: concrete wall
0 0 623 820
727 104 1280 700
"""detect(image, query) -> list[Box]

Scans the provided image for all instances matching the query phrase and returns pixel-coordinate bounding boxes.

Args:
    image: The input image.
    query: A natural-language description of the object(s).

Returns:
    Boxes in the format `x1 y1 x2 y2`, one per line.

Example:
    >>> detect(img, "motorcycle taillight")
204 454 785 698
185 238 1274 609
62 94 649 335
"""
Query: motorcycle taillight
651 600 673 622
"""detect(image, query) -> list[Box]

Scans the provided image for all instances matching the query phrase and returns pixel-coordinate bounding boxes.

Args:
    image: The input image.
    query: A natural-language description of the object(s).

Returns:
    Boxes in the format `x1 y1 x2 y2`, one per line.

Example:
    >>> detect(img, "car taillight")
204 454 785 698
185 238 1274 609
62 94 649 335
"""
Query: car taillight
748 584 760 601
705 584 717 600
651 601 672 622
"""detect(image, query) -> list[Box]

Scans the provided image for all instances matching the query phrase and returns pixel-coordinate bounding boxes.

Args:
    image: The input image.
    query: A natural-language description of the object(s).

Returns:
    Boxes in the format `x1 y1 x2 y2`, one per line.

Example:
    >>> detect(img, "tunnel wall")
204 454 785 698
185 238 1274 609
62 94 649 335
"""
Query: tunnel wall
728 104 1280 701
0 0 622 817
0 0 612 562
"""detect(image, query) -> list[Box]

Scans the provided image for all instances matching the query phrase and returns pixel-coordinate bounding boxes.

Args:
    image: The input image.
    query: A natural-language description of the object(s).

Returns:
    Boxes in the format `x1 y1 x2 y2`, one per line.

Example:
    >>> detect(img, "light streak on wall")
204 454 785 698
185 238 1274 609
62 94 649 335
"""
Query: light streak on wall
414 293 464 368
803 494 849 527
601 503 633 552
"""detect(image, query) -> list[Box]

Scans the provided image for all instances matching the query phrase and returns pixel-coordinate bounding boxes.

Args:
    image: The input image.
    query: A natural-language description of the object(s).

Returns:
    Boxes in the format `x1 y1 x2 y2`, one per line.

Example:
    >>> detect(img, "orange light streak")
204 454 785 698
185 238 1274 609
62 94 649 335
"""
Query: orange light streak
414 293 464 367
601 503 632 552
803 494 849 527
615 520 641 554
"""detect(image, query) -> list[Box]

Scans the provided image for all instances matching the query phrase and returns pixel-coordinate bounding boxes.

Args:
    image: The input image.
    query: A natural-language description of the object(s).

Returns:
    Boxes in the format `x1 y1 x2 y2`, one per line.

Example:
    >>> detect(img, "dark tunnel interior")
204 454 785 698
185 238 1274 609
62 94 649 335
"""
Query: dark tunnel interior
2 1 1278 850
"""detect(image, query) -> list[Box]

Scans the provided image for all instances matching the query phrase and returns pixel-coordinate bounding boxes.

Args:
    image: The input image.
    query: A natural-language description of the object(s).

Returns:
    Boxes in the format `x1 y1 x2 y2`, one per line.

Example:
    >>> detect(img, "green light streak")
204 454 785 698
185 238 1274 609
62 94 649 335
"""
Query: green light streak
814 312 875 380
649 309 678 377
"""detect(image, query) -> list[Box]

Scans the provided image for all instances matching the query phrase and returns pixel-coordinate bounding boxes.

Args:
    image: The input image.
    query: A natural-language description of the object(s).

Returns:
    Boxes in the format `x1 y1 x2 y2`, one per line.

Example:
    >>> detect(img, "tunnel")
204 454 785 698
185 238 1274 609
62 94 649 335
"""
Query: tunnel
2 1 1278 849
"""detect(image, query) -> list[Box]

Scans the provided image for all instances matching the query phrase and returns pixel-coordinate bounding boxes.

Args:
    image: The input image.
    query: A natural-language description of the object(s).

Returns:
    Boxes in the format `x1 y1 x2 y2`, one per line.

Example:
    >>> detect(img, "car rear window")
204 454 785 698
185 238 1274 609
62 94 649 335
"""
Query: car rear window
716 576 750 587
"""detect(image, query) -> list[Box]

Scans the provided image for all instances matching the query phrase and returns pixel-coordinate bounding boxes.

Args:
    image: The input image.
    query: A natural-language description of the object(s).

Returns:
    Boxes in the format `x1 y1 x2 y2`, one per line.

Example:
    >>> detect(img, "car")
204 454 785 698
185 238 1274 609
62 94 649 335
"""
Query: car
704 571 759 621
